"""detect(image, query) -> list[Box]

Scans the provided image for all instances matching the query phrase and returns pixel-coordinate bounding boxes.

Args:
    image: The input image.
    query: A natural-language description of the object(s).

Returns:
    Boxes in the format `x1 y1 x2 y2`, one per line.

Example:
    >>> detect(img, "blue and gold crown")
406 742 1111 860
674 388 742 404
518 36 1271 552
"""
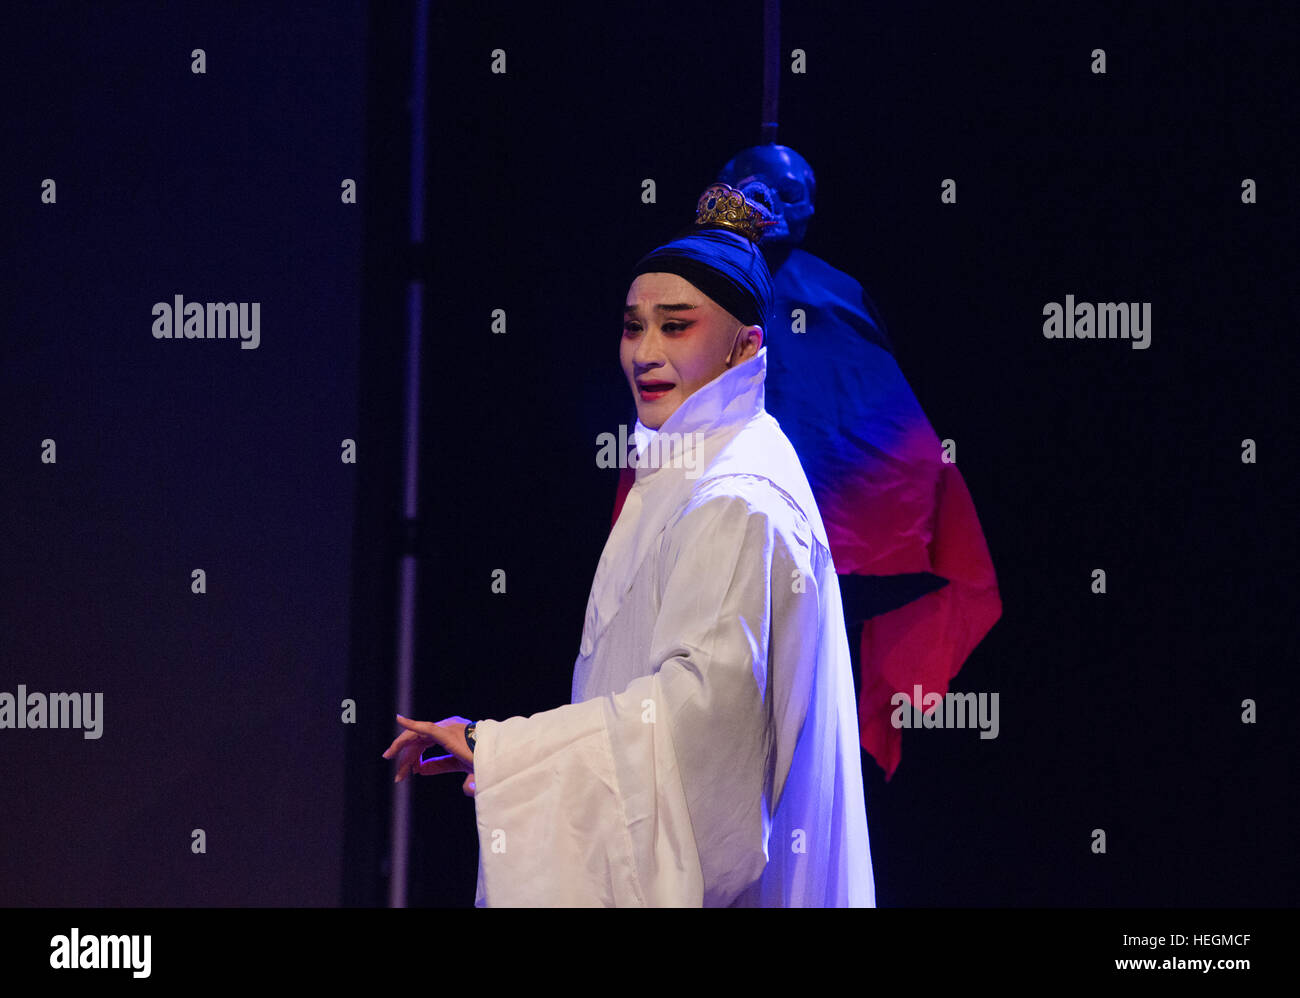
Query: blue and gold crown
693 182 778 243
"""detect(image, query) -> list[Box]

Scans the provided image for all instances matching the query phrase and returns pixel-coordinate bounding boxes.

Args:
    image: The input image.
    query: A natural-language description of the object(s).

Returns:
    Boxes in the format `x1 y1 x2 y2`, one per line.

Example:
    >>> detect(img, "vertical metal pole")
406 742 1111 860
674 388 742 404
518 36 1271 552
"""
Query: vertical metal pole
389 0 429 909
761 0 780 143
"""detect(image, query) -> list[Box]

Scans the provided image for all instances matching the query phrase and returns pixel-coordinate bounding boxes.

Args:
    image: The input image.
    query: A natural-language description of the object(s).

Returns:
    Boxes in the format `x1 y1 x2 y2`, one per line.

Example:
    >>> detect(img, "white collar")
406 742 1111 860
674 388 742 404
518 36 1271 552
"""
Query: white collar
631 347 767 482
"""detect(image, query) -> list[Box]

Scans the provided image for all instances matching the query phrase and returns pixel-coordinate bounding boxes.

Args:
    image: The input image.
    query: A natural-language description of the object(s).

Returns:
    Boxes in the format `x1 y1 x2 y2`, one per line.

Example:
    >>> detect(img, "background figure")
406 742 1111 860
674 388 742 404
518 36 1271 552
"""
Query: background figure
718 144 1003 780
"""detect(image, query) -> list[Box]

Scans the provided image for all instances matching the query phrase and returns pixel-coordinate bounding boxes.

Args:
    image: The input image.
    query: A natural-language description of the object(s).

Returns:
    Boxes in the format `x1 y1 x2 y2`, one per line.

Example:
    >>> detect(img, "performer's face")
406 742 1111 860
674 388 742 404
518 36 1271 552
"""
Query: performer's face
621 272 762 429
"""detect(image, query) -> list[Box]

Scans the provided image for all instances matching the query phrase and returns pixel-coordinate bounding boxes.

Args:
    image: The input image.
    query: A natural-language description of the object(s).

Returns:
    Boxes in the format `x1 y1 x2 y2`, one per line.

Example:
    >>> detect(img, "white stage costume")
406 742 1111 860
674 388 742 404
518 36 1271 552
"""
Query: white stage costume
472 347 874 906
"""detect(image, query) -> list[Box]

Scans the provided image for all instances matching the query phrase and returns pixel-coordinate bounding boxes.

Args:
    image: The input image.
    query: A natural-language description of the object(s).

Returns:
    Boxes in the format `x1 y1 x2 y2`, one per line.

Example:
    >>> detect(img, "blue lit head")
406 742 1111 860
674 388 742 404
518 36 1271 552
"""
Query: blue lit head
716 144 816 247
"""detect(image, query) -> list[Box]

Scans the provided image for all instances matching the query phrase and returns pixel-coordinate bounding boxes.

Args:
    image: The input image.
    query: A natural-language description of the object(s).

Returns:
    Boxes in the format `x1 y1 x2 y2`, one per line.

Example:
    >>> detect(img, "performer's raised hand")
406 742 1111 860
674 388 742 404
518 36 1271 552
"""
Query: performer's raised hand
382 714 474 788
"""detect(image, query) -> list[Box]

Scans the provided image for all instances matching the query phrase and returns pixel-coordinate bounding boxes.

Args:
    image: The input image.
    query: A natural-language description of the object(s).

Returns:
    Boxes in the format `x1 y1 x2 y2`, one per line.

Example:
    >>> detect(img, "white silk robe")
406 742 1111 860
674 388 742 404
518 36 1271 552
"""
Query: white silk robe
472 347 875 906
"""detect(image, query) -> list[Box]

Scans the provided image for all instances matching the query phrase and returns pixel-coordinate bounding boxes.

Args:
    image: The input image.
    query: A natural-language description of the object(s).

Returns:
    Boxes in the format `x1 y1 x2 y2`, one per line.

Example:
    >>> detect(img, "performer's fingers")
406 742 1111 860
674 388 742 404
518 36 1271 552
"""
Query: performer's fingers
462 774 476 797
417 753 463 777
396 742 432 782
382 729 419 757
382 725 437 759
395 714 441 737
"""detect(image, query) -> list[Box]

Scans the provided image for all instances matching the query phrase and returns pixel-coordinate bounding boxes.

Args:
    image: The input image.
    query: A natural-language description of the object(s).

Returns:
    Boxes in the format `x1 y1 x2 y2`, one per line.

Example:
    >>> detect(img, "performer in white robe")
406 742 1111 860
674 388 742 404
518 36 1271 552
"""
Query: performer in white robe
385 184 875 907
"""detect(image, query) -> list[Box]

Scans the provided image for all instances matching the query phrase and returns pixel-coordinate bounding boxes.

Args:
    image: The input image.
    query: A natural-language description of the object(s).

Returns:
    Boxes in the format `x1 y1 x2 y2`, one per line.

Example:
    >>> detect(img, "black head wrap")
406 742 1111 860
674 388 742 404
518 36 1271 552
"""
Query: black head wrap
630 226 774 333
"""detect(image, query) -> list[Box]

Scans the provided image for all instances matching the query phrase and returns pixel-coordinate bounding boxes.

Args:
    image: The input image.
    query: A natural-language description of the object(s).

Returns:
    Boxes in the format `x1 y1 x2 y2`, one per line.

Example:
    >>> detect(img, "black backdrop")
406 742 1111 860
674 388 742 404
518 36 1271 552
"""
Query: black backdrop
1 1 1292 909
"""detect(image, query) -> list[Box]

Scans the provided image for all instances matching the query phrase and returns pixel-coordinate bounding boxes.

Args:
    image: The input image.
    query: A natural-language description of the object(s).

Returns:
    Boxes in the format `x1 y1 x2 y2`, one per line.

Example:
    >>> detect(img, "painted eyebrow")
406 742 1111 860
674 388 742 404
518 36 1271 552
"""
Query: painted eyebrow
623 303 699 315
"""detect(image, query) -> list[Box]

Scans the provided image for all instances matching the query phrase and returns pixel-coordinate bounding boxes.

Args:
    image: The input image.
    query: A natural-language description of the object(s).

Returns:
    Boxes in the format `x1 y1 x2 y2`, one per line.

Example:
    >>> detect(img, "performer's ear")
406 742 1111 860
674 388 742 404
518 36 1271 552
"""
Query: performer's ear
724 324 763 368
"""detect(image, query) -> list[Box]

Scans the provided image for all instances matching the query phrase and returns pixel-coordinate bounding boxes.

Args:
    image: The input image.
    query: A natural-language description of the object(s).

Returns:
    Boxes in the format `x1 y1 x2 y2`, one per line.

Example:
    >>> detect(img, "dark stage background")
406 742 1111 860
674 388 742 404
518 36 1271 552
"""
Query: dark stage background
1 1 1293 908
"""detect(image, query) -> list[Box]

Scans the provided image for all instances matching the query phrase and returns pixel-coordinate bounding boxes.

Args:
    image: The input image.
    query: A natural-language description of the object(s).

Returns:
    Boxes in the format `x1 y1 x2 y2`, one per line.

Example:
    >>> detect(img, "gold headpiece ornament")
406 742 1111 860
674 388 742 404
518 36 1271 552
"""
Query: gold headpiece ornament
693 182 778 243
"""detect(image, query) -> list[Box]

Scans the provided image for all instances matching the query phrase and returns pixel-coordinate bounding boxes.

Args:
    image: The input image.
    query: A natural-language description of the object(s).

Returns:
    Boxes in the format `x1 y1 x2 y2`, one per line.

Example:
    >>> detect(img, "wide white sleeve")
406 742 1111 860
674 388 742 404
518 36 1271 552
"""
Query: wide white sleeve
471 486 819 907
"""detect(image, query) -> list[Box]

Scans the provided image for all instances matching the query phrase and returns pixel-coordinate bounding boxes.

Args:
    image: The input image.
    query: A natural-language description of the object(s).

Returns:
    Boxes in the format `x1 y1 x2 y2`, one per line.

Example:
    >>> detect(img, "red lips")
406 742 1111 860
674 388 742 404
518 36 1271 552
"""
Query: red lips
637 381 675 400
